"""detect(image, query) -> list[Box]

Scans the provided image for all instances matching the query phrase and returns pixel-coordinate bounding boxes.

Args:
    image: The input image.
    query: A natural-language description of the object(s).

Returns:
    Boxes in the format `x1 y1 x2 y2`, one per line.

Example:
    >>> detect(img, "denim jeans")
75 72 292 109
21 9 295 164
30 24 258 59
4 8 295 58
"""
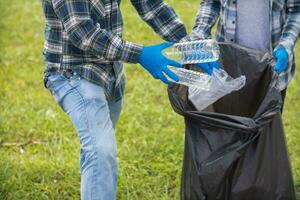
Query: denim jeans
46 72 122 200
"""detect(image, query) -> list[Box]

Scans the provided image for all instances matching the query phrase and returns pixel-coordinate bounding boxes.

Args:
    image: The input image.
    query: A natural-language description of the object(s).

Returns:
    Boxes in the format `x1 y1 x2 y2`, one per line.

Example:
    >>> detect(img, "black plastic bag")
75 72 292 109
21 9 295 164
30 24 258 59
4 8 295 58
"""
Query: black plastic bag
168 43 296 200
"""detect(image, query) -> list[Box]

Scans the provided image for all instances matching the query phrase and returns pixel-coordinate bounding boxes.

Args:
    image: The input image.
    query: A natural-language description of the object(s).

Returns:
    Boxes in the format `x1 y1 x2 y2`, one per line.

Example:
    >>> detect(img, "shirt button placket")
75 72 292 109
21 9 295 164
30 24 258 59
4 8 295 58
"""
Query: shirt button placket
231 1 237 43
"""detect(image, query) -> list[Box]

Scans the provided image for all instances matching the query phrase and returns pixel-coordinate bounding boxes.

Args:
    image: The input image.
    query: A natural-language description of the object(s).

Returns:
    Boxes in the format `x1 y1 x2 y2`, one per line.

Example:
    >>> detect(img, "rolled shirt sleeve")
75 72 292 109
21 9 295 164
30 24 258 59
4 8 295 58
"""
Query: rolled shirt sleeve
52 0 142 63
181 0 221 42
274 0 300 80
130 0 187 42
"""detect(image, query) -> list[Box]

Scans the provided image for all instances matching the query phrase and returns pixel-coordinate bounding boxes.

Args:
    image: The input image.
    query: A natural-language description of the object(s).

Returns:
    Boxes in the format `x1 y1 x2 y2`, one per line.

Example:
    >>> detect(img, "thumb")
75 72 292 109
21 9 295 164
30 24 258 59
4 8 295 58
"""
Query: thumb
159 41 174 50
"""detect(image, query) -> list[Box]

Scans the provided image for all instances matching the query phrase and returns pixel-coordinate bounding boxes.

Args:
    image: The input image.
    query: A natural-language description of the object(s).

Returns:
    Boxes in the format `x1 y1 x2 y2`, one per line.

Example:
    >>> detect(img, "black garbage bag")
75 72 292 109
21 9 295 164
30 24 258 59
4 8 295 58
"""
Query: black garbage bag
168 43 296 200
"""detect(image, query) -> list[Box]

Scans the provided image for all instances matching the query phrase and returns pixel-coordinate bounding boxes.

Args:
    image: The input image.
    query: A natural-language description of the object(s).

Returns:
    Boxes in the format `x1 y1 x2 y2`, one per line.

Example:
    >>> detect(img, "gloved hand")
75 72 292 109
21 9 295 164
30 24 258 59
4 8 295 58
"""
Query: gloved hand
196 61 220 75
273 47 288 74
139 42 181 84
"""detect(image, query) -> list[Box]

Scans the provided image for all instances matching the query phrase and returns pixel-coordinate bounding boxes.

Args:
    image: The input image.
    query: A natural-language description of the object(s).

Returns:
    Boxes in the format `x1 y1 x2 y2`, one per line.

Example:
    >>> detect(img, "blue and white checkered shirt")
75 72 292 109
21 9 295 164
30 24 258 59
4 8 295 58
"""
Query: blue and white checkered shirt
42 0 187 101
184 0 300 88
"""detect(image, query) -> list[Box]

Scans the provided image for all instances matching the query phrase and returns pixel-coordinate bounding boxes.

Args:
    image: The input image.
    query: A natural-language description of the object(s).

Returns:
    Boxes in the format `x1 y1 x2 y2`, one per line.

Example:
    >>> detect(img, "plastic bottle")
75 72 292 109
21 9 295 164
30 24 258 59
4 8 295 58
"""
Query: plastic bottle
164 39 221 90
167 67 212 90
163 39 220 64
188 69 246 111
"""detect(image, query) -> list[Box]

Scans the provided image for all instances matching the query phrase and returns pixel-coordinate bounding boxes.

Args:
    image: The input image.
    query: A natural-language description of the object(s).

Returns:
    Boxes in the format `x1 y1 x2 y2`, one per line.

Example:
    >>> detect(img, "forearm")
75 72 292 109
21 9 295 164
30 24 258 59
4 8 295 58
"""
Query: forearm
68 21 142 63
131 0 187 42
188 0 221 40
276 0 300 54
52 0 142 63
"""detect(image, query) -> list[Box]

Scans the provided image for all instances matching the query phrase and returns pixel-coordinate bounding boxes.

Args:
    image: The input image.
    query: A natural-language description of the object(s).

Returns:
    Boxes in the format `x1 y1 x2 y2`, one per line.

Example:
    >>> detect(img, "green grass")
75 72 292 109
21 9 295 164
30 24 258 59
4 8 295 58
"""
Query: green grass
0 0 299 199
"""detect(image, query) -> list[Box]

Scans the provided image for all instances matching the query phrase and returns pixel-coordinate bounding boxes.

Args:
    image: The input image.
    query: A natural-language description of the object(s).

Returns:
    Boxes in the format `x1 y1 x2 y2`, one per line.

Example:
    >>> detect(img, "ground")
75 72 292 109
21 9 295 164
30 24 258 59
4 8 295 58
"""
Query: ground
0 0 299 199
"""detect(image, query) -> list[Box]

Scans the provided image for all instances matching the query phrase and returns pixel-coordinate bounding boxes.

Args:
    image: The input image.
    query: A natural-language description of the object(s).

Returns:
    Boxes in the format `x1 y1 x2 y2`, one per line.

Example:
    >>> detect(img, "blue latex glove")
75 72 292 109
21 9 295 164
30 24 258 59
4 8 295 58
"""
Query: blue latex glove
273 47 288 74
139 42 181 84
196 61 221 75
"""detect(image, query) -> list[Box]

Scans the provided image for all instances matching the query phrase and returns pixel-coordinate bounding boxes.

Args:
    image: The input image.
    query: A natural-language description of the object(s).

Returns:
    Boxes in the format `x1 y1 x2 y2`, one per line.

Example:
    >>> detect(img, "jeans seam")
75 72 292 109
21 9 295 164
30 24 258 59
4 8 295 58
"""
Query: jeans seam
69 83 99 200
65 78 88 128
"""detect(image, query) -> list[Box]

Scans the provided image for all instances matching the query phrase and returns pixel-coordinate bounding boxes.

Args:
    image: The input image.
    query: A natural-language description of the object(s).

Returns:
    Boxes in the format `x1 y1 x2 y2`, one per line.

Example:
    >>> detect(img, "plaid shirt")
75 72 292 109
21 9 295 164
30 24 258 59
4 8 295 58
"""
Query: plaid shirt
184 0 300 88
42 0 187 101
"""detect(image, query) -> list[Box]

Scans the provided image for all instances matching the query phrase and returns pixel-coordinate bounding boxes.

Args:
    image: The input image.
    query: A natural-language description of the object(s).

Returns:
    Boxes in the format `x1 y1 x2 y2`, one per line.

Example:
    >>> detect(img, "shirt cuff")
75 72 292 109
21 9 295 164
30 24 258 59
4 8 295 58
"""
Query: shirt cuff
120 41 143 63
179 35 192 43
274 43 292 57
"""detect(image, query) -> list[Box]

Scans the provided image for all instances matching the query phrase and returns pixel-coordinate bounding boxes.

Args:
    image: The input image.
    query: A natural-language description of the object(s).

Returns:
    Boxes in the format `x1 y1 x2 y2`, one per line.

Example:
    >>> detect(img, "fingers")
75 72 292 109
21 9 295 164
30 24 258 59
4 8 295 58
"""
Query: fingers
166 58 182 68
159 41 174 49
274 64 282 74
151 68 174 84
274 51 288 74
209 61 220 69
163 67 179 82
273 51 280 72
274 60 286 74
273 48 288 74
158 71 170 84
196 63 212 75
196 61 221 74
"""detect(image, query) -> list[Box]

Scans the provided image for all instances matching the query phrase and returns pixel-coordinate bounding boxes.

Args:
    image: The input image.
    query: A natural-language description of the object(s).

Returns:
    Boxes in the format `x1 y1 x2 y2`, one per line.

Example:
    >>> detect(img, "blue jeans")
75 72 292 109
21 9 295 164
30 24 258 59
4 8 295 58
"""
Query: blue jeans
46 72 122 200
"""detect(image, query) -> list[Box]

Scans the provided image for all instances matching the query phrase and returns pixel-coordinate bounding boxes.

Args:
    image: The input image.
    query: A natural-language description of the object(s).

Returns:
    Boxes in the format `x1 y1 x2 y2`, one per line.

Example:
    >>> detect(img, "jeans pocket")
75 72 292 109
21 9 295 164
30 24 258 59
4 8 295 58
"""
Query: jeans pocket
46 73 71 104
46 73 67 91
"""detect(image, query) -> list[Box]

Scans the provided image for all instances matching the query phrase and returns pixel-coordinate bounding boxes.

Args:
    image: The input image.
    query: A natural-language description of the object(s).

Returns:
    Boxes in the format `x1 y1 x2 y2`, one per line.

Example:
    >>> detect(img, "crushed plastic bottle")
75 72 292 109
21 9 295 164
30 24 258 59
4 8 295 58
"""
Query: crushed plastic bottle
163 39 220 64
188 69 246 111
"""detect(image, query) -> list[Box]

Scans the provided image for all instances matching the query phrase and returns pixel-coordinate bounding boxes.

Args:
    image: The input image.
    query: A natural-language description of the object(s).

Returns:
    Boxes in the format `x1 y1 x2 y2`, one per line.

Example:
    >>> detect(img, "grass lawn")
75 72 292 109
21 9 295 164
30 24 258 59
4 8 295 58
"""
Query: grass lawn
0 0 299 199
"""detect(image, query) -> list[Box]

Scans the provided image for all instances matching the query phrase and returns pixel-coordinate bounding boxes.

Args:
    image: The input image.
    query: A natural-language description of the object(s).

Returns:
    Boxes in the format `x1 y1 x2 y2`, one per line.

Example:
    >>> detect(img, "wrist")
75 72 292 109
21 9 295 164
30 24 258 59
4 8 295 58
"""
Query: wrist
138 46 147 64
274 45 286 52
120 41 143 63
274 42 292 57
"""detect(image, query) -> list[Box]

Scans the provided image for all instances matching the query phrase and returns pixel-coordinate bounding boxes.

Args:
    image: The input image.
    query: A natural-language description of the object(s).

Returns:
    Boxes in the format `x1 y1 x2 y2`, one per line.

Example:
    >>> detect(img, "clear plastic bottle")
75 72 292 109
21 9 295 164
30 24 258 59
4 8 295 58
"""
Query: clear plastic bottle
163 39 220 64
167 67 212 90
188 69 246 111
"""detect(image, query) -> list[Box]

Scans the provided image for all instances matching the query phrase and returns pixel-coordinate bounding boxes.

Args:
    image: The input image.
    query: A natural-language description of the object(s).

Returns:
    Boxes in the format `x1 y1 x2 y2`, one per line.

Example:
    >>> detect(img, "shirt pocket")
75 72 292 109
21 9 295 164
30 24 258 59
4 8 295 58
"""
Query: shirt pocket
46 73 67 91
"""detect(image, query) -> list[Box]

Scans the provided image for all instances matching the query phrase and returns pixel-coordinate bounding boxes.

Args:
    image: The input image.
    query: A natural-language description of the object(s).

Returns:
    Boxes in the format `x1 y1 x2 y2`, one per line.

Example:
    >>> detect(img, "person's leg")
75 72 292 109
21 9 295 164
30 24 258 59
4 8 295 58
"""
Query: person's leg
108 98 123 128
46 72 118 200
